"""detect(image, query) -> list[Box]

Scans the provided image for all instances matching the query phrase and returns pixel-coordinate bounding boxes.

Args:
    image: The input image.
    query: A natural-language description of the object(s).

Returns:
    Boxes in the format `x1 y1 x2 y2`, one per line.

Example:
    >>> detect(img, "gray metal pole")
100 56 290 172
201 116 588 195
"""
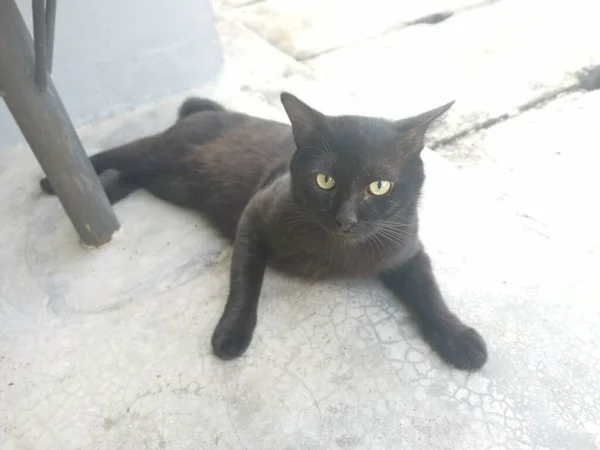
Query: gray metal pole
32 0 48 89
0 0 121 247
46 0 57 73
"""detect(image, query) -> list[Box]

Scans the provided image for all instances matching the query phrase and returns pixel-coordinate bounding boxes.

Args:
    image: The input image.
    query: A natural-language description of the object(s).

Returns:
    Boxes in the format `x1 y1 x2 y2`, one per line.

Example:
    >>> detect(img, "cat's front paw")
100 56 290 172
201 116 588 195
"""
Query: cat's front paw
211 315 255 360
425 324 488 371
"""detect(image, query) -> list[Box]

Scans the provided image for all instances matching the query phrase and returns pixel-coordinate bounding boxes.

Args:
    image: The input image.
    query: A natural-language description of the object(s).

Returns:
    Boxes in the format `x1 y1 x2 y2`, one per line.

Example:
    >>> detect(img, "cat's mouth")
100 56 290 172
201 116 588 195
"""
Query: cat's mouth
325 223 375 241
331 230 361 239
315 214 379 241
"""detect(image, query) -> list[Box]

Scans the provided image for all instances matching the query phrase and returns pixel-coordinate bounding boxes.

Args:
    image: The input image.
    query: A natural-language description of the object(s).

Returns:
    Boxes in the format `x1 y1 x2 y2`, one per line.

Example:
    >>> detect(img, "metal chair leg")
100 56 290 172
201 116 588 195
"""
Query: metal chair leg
0 0 120 247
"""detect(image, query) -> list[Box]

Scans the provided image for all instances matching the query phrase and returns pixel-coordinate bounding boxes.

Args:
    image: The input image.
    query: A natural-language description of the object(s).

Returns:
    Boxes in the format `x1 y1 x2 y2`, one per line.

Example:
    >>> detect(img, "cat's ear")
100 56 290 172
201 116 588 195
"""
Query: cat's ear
395 101 455 152
281 92 328 146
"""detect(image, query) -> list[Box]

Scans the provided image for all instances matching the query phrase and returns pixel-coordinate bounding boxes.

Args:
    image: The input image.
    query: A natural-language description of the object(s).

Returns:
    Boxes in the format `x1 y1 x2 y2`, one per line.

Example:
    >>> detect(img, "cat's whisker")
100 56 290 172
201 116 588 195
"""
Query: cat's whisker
372 218 415 228
376 228 408 248
381 226 410 240
364 232 384 262
379 221 416 234
375 224 410 237
378 228 412 241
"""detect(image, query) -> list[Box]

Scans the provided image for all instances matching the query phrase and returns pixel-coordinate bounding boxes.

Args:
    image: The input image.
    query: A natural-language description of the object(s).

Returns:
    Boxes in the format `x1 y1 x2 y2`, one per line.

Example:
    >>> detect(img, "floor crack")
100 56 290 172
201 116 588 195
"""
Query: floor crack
431 64 600 149
430 84 579 149
296 0 501 63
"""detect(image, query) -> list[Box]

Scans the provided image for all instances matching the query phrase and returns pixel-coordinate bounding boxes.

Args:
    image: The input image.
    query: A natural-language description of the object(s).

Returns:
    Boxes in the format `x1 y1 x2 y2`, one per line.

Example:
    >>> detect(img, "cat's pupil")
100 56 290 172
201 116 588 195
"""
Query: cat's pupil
377 181 382 189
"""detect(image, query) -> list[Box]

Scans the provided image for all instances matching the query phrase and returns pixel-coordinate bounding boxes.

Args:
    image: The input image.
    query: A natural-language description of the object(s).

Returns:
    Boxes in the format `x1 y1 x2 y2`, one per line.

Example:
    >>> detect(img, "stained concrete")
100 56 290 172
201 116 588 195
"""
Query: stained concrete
226 0 491 59
2 1 600 449
304 0 600 145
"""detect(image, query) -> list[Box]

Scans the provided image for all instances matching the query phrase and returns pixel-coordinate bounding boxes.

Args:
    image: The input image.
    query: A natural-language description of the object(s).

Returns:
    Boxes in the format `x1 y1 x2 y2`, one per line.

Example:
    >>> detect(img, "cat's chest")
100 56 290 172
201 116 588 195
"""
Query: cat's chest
265 224 412 279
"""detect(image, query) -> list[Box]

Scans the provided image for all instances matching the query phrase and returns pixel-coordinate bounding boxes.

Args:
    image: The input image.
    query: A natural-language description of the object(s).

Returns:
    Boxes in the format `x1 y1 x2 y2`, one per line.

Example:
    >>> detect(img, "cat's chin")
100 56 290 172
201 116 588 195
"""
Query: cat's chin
327 227 375 242
319 224 360 240
330 231 362 240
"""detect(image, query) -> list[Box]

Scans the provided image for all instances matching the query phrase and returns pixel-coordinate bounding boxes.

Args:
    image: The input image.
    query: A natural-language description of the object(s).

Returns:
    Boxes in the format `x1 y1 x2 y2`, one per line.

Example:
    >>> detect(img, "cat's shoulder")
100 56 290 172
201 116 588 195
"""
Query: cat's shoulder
241 174 292 222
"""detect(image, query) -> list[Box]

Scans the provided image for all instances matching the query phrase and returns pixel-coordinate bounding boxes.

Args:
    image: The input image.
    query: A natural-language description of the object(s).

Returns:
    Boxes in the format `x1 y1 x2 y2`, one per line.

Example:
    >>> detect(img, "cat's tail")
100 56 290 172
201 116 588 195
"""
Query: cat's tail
178 97 226 120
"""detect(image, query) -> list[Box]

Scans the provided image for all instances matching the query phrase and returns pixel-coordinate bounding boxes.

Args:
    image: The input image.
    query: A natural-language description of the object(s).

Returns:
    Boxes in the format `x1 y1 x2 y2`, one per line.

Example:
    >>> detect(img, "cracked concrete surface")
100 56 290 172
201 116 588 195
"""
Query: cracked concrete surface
3 122 598 448
2 0 600 448
2 95 599 448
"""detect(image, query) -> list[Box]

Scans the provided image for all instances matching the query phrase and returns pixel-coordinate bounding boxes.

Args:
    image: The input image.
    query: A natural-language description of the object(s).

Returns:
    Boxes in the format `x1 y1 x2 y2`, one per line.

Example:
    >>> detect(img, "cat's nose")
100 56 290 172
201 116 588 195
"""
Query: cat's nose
335 212 358 232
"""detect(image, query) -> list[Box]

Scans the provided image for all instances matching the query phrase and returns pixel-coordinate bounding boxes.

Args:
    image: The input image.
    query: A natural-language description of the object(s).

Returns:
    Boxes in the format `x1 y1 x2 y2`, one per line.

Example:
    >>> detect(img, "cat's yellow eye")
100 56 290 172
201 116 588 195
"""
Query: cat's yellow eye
368 180 392 195
315 172 336 190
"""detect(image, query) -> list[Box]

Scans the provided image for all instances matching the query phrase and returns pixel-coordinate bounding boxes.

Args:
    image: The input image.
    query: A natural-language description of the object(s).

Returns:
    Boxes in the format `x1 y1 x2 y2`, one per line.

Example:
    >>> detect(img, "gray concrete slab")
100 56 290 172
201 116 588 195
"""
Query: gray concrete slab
2 89 599 449
306 0 600 146
437 90 600 257
1 5 600 450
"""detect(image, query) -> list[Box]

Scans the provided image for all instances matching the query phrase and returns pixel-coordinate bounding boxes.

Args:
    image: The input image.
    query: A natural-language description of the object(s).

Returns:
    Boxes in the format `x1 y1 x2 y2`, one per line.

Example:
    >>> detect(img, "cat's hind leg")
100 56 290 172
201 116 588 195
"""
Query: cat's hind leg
41 170 139 205
101 173 140 204
40 135 156 196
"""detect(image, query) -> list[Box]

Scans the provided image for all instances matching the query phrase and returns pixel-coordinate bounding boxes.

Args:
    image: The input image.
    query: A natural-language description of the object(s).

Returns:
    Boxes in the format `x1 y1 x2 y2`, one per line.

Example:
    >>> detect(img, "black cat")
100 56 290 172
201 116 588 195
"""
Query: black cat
40 93 488 371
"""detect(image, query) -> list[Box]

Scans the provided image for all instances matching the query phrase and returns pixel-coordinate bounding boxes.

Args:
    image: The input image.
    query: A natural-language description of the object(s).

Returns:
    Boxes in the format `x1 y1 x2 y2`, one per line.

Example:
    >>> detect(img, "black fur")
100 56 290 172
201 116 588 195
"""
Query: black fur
40 93 487 370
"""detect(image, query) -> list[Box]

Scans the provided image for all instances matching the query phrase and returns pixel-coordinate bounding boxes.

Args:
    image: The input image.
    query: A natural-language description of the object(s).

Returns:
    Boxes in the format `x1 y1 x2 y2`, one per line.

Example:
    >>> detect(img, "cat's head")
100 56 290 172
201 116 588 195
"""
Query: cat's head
282 92 453 238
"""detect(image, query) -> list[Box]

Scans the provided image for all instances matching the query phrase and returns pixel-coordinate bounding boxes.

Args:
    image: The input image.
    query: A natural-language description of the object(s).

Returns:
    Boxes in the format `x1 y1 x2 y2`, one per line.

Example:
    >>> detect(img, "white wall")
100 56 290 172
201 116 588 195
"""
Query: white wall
0 0 223 149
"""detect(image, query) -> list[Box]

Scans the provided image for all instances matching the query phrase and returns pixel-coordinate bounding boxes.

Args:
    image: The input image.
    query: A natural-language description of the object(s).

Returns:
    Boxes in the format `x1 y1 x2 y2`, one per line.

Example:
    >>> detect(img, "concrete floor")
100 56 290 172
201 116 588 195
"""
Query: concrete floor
2 1 600 449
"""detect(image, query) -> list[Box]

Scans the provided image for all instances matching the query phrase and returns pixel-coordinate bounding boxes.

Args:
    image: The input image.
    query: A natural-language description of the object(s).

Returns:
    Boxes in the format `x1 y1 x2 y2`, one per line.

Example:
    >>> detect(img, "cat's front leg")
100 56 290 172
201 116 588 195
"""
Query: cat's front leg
211 207 269 360
380 247 488 371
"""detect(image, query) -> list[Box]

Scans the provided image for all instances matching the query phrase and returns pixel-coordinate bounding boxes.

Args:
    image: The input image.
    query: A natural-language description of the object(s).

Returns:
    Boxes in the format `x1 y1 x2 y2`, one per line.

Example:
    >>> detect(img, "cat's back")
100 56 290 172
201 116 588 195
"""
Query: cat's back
146 110 295 239
174 111 294 181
